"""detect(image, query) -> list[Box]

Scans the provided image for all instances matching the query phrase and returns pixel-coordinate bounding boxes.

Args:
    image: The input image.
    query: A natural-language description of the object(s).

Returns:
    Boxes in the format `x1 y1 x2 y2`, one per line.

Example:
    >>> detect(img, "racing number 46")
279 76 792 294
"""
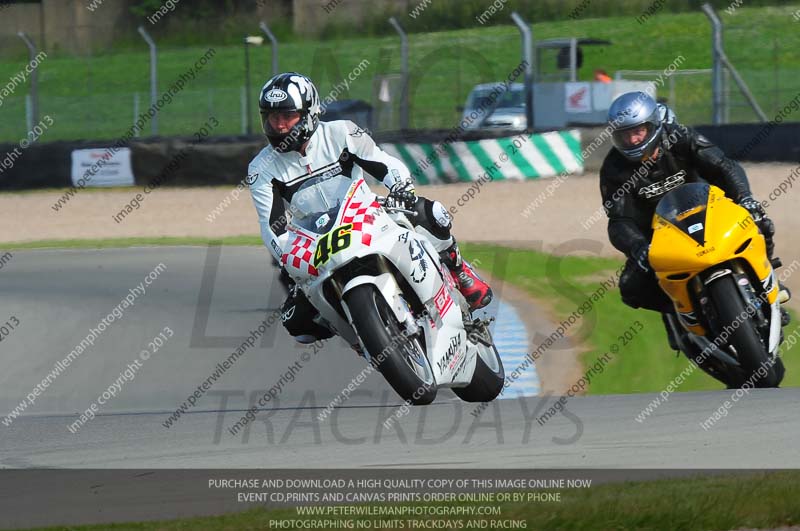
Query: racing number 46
314 223 353 267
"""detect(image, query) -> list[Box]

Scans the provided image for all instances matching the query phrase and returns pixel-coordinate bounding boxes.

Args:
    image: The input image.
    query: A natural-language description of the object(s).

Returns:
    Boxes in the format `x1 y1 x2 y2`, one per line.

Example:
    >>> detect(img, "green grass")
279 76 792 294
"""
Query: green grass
18 471 800 530
461 242 800 394
1 5 798 142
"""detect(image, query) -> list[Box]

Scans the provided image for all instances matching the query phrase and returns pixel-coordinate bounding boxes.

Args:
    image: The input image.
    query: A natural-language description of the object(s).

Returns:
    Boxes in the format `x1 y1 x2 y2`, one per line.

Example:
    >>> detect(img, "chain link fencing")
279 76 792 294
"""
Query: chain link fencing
0 30 527 143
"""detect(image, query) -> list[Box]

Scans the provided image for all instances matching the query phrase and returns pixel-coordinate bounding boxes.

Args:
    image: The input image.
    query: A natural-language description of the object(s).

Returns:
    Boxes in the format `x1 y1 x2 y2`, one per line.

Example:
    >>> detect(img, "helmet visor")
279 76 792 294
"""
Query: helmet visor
612 123 656 150
261 110 302 136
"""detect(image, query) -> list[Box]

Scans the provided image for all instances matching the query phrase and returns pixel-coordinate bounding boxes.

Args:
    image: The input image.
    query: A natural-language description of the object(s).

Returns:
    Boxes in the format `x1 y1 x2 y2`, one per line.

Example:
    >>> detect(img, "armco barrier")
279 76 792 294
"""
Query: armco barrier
0 130 583 191
2 123 797 191
381 130 584 184
578 122 800 172
0 136 263 191
694 123 800 163
0 140 74 190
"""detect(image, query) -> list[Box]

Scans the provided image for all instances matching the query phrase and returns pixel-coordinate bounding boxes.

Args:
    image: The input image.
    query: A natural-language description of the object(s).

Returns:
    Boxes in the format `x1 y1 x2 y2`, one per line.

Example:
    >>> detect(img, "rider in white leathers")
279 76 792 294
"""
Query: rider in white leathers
247 72 492 344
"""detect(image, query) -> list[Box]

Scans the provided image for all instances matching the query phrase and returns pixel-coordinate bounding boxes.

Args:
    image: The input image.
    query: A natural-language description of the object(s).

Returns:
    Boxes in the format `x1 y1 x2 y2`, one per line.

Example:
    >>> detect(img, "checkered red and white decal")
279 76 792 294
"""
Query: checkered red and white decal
339 182 378 246
282 233 319 276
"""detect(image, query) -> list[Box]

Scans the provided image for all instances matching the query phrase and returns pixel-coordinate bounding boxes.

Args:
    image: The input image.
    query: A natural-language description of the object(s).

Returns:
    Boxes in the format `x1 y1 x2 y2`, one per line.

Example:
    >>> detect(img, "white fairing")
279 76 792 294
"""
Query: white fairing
762 269 782 356
768 301 781 355
282 175 484 388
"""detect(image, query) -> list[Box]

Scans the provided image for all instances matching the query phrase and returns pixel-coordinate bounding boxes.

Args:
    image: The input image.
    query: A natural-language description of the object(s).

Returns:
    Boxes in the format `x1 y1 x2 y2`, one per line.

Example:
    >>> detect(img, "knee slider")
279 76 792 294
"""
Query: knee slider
431 200 452 229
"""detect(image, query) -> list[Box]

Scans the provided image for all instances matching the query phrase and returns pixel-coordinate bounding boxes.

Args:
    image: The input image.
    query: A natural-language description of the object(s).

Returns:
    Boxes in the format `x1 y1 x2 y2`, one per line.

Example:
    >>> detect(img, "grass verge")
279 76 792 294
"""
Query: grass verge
461 243 800 394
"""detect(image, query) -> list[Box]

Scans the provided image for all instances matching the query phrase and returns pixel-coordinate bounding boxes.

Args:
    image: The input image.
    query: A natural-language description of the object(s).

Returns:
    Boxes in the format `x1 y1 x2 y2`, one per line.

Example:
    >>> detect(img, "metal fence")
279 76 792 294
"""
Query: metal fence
1 7 799 144
613 69 724 126
616 66 800 127
0 27 522 144
720 19 800 123
607 6 799 128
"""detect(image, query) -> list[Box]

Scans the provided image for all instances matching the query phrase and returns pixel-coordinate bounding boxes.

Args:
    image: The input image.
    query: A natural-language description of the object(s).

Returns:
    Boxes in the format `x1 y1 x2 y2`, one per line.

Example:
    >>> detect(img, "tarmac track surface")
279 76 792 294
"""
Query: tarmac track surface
1 246 798 529
1 247 796 470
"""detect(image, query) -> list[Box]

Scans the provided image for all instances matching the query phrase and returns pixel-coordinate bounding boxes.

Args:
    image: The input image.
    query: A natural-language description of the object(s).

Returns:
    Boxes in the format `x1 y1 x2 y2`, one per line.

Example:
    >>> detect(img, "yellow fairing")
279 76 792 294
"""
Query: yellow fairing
649 185 777 335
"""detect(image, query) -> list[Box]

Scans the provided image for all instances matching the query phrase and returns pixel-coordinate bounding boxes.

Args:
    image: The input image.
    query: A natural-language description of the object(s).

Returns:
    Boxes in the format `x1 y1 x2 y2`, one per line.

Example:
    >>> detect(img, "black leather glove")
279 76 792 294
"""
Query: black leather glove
740 196 767 223
632 244 651 274
740 196 775 256
760 216 776 240
386 180 417 209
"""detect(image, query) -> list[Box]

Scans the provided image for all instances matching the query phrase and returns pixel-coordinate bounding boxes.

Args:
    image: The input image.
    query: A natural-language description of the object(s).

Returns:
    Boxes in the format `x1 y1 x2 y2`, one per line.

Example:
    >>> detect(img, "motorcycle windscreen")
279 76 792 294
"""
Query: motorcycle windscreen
654 182 710 246
290 174 352 234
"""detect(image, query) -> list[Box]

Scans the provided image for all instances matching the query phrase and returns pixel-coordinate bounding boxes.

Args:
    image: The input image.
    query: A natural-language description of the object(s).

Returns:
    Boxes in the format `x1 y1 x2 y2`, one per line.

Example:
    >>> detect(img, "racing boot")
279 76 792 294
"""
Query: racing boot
441 242 493 311
350 342 366 359
281 284 335 344
662 312 681 352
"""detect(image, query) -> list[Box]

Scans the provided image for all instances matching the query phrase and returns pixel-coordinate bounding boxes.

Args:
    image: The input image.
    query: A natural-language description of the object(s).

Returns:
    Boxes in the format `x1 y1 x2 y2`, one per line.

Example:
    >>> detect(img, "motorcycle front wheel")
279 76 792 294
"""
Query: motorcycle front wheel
708 275 782 388
345 284 437 405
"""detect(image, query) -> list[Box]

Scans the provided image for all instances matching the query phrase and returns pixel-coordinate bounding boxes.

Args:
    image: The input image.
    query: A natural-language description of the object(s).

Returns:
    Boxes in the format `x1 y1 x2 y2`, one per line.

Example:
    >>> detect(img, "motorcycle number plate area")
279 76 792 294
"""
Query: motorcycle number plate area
312 223 354 268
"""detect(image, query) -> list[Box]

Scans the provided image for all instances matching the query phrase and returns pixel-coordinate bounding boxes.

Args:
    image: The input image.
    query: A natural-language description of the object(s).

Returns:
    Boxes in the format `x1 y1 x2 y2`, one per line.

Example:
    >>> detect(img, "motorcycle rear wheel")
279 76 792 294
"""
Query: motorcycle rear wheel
452 326 505 403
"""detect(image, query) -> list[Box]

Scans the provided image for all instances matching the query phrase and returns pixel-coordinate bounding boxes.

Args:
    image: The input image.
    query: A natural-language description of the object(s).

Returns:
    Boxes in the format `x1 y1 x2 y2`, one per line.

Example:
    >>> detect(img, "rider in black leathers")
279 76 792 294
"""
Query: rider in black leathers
599 91 789 347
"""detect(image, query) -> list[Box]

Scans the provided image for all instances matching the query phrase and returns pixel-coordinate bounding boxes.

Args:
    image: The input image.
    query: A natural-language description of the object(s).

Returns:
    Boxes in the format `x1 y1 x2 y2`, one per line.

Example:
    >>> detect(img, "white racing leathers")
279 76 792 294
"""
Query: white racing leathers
247 120 453 261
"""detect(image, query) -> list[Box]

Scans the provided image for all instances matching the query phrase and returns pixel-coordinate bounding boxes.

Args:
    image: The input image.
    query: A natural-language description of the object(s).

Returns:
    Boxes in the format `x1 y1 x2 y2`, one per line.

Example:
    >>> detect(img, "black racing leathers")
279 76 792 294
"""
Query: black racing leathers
601 122 752 259
600 123 753 312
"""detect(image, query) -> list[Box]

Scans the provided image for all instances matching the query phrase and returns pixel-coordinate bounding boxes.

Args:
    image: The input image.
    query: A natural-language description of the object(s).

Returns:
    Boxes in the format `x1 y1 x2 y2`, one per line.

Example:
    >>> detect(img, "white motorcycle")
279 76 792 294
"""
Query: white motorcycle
279 173 505 405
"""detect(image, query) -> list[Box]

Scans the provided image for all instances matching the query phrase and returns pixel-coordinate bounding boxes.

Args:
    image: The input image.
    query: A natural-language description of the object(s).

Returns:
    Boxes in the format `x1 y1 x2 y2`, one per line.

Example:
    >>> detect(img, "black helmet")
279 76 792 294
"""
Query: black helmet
259 72 321 153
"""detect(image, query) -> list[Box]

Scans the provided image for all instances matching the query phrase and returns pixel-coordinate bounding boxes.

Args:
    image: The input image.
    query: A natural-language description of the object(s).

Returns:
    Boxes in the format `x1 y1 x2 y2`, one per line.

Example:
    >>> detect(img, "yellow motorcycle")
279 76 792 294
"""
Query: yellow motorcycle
649 182 785 387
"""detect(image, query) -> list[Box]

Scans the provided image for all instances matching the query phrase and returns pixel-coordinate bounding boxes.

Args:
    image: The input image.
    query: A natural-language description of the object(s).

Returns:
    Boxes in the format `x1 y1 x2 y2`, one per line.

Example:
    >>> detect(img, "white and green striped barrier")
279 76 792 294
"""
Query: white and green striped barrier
380 130 583 185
